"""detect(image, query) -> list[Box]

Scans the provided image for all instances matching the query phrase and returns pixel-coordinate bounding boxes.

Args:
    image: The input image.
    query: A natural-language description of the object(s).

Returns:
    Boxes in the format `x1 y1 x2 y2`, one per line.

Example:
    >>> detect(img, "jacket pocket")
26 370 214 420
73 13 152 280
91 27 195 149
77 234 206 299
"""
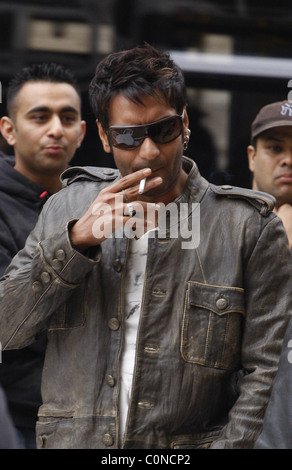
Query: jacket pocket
181 281 245 370
48 284 87 330
171 430 220 449
36 413 74 449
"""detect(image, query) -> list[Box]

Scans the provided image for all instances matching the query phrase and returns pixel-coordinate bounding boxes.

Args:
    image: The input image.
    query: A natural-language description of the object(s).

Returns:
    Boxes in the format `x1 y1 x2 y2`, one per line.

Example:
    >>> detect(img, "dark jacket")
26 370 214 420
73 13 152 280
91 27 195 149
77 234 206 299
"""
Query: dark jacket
0 152 51 276
0 152 50 429
0 385 21 449
0 157 291 449
255 318 292 449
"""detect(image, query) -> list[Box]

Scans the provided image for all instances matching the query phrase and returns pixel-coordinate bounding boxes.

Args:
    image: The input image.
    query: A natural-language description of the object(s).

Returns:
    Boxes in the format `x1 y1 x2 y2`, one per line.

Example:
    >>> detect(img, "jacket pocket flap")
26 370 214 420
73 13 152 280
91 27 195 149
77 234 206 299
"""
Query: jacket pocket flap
187 281 245 316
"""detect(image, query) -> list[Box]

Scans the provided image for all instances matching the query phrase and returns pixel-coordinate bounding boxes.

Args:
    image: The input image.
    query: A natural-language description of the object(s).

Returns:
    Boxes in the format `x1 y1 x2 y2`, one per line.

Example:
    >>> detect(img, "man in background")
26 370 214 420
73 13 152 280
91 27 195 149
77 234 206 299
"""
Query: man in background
0 62 86 447
247 101 292 448
247 100 292 247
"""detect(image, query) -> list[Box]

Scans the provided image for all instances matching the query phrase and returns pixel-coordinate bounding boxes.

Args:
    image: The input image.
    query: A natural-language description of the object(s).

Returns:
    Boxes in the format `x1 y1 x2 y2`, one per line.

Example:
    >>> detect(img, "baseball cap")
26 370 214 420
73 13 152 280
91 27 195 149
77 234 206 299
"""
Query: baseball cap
251 100 292 142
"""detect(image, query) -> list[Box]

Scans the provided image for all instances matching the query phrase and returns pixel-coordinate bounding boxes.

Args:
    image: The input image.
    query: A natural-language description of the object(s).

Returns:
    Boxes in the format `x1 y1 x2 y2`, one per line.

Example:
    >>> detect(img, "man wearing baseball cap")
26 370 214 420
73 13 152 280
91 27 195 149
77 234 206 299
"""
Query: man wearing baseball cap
251 101 292 448
247 100 292 247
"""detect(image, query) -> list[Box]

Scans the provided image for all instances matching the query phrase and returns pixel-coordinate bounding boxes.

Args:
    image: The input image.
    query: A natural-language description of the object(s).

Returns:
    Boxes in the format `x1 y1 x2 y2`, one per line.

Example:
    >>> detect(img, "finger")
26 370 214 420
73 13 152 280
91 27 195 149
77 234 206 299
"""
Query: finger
109 168 152 194
122 176 163 202
123 202 136 217
122 202 161 238
122 201 161 220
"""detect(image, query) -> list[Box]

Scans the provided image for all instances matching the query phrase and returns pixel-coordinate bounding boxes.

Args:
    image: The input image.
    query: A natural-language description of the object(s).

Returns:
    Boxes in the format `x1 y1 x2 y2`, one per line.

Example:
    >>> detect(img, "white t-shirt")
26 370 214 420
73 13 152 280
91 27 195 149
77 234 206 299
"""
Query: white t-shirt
119 234 149 441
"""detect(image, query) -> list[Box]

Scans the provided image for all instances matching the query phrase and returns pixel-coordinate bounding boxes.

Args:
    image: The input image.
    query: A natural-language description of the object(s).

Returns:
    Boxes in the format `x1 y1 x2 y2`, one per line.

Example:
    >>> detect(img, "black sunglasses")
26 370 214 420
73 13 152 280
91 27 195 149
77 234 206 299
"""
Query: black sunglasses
106 114 184 150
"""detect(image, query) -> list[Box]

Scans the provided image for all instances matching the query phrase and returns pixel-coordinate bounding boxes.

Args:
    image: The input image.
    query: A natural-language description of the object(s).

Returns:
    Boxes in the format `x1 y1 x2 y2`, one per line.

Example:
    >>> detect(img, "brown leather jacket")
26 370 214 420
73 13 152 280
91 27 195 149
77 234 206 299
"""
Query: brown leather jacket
0 157 291 449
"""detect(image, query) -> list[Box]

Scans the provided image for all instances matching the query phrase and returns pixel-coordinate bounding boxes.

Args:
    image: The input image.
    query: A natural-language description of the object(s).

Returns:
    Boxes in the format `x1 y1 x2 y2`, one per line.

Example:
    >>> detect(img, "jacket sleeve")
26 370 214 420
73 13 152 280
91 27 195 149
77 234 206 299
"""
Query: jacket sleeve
0 201 101 350
254 320 292 449
210 215 292 448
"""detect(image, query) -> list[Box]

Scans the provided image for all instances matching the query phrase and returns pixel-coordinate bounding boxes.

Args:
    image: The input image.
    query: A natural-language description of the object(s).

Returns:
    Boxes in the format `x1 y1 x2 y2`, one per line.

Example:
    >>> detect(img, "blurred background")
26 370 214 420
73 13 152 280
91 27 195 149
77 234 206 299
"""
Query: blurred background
1 0 292 187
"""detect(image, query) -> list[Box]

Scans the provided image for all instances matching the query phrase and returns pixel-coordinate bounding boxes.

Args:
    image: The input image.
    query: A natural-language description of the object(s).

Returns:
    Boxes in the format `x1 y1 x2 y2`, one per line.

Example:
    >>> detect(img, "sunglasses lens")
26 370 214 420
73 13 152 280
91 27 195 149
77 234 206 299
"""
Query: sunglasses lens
108 115 183 150
109 129 142 149
150 116 182 144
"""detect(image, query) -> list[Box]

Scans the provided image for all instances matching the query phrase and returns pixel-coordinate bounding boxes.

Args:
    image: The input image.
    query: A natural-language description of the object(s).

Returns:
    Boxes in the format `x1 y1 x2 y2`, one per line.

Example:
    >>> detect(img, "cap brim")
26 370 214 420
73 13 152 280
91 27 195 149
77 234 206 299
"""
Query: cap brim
252 120 292 139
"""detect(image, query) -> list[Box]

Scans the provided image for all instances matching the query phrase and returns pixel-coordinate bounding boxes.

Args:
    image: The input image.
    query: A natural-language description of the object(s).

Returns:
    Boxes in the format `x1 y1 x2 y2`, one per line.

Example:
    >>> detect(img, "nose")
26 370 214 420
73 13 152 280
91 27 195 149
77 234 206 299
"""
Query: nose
138 137 160 162
280 149 292 167
47 115 64 139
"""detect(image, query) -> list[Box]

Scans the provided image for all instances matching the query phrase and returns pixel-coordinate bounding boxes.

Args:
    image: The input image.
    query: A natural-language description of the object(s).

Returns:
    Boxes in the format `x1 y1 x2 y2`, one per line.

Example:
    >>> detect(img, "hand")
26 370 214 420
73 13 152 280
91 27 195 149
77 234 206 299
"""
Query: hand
274 204 292 249
70 168 162 252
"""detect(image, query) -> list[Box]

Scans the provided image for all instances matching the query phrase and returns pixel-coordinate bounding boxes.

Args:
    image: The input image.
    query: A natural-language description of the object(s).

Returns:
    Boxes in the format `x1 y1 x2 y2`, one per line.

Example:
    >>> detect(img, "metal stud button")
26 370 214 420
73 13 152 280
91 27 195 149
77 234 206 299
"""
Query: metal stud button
216 298 228 310
40 272 51 284
108 318 120 330
102 433 114 446
52 259 62 270
105 374 115 387
113 259 123 272
56 249 66 261
32 281 42 292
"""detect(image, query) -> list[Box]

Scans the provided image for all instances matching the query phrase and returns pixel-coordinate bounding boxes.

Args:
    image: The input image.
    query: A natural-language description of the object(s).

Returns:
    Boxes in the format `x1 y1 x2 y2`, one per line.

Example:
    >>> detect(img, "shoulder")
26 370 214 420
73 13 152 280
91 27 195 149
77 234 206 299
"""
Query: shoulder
41 166 120 221
208 184 275 217
61 166 120 187
184 157 275 218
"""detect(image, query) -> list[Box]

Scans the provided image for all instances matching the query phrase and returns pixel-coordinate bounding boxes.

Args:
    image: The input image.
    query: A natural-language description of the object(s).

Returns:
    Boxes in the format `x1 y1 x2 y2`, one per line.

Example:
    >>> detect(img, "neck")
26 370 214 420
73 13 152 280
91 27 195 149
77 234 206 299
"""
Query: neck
33 175 62 194
14 163 62 194
142 169 188 206
251 179 258 191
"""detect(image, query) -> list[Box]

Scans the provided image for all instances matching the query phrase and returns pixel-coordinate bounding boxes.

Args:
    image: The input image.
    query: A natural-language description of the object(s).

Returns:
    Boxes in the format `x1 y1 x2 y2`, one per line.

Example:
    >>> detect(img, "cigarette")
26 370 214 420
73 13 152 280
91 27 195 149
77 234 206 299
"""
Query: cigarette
139 177 146 194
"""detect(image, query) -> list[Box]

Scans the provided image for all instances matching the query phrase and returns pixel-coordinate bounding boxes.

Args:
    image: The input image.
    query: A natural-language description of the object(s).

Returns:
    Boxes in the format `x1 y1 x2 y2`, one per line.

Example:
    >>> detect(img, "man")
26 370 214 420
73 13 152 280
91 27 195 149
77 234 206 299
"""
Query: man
254 317 292 449
250 102 292 449
0 44 291 449
247 100 292 247
0 63 86 274
0 63 86 447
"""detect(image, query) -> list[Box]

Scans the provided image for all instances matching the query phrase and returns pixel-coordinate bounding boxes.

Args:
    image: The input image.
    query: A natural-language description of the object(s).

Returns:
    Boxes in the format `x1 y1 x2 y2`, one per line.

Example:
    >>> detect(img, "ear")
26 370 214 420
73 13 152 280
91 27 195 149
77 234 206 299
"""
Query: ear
182 106 189 132
77 120 86 148
247 145 256 172
0 116 17 147
97 120 111 153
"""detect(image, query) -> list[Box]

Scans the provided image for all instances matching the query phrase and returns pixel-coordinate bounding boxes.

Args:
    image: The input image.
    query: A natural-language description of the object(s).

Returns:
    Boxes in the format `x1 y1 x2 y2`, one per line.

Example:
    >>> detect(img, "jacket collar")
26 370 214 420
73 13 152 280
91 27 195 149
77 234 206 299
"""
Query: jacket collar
177 156 209 206
62 156 209 207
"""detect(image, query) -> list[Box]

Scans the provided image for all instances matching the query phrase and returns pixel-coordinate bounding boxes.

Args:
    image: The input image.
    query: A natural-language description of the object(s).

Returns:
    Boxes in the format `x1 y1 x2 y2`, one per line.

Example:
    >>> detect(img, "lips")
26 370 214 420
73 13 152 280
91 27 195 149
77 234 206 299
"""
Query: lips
45 145 65 155
276 173 292 183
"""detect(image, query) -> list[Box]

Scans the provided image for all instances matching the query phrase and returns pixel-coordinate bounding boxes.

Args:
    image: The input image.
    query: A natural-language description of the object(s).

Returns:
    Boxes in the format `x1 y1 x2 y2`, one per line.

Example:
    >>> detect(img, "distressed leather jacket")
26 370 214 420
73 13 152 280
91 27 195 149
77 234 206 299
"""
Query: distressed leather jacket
0 157 291 449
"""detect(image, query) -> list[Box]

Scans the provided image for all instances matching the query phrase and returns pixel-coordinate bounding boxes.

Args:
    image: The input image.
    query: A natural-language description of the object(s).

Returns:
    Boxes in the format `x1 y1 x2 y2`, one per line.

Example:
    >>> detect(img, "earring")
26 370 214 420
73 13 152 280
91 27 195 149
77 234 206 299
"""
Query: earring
183 129 191 150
